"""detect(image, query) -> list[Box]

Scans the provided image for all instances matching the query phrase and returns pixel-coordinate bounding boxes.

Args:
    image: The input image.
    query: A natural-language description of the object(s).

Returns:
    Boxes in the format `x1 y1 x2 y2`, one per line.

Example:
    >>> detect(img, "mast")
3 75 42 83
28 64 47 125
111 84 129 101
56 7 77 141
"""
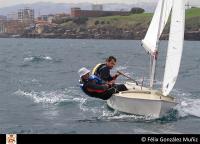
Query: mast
149 0 165 88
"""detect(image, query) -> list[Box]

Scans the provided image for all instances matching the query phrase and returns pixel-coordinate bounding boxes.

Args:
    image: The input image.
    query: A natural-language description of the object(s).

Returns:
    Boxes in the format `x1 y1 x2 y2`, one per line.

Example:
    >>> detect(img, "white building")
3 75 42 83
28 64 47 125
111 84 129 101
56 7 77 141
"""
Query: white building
0 22 6 33
18 8 34 24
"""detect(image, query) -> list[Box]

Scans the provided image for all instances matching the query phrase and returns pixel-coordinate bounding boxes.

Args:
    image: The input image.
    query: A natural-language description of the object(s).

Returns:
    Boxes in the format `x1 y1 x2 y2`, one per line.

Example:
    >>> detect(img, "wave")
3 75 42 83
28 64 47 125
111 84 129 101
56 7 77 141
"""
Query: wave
20 55 62 67
15 87 78 102
175 97 200 118
14 89 67 104
97 109 154 121
14 87 88 105
167 89 200 118
23 56 53 63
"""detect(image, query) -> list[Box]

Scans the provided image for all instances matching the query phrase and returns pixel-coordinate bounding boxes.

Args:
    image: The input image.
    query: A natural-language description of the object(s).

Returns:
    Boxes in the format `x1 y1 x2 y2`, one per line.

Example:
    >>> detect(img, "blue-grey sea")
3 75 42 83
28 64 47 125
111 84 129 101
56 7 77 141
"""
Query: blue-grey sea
0 38 199 134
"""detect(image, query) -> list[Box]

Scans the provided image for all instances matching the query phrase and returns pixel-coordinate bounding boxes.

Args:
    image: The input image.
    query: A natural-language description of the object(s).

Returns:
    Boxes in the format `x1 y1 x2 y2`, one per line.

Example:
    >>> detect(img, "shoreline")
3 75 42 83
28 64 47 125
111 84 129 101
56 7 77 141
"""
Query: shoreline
0 31 199 41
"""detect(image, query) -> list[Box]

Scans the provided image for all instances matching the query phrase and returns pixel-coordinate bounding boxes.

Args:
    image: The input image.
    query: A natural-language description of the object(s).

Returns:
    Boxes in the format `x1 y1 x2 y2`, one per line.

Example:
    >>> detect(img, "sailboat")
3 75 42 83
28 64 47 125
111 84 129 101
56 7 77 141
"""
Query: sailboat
107 0 185 118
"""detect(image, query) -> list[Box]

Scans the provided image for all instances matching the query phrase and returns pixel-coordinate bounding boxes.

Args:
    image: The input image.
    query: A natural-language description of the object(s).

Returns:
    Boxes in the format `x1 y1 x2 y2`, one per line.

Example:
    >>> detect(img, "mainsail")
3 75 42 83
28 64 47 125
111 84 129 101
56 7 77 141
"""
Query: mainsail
162 0 185 96
142 0 172 55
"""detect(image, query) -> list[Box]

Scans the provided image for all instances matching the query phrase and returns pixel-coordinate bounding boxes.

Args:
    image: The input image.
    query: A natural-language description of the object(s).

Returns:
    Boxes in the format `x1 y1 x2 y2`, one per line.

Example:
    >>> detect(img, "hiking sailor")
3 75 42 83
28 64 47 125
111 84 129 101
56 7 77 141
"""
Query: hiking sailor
92 56 128 92
78 67 126 100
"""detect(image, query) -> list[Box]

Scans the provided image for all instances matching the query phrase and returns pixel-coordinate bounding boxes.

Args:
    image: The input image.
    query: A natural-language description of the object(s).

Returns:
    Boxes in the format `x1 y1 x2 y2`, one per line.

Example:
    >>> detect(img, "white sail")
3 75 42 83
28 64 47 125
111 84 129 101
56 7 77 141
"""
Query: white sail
162 0 185 96
142 0 172 55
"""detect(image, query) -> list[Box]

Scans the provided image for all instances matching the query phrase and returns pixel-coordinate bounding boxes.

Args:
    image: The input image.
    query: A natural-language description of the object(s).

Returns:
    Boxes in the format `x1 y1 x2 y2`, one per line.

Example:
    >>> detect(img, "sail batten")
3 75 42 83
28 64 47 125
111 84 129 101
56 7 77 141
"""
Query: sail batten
142 0 173 55
162 0 185 96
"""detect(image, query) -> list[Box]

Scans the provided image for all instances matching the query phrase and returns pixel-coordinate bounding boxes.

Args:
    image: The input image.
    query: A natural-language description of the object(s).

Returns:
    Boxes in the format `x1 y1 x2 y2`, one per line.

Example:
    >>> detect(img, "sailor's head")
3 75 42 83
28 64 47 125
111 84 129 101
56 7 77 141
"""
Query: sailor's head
106 56 117 69
78 67 90 79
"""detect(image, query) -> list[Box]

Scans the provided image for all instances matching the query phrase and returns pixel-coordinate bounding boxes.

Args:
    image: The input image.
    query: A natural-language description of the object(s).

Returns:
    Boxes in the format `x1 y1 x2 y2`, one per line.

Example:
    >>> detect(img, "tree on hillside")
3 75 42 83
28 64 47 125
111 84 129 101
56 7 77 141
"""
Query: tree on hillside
95 20 99 25
130 7 145 14
72 17 88 25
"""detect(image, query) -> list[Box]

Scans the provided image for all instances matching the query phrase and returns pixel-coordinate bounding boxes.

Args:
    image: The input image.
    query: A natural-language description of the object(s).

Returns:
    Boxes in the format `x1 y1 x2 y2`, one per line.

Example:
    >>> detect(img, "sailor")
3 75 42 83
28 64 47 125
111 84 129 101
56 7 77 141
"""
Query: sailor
92 56 128 91
78 67 120 100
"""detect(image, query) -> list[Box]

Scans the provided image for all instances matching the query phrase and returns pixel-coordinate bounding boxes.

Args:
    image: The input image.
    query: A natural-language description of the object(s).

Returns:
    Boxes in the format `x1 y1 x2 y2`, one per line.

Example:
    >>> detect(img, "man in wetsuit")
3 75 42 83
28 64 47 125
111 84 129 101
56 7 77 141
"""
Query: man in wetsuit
78 67 121 100
92 56 128 91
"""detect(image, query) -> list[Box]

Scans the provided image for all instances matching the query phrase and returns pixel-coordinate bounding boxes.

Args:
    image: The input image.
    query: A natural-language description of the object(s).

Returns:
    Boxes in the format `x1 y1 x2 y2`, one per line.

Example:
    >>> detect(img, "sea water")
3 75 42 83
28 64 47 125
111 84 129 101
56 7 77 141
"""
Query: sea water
0 38 199 134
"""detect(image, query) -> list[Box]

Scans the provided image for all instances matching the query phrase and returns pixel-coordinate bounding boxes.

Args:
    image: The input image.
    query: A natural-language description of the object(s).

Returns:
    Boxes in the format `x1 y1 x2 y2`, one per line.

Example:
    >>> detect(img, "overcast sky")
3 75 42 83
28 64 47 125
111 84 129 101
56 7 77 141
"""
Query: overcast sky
0 0 199 8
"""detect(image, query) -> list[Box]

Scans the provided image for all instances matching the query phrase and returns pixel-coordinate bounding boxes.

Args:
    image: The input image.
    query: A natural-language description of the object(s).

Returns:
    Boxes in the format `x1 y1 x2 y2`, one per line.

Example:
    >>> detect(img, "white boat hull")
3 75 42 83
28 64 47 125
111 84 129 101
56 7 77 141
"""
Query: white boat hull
107 82 177 118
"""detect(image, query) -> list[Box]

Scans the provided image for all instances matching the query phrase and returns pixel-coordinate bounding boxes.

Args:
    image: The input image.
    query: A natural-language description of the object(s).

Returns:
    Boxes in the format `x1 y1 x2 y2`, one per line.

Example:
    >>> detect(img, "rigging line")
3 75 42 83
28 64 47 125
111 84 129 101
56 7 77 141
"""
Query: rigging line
122 55 138 83
123 45 141 67
121 46 148 85
122 46 139 71
123 53 132 67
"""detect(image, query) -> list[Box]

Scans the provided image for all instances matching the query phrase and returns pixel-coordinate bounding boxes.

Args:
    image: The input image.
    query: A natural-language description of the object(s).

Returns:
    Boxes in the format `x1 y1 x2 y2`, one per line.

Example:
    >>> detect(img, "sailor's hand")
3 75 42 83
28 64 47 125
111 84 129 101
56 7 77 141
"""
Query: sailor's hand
113 73 120 80
108 80 115 86
115 73 121 77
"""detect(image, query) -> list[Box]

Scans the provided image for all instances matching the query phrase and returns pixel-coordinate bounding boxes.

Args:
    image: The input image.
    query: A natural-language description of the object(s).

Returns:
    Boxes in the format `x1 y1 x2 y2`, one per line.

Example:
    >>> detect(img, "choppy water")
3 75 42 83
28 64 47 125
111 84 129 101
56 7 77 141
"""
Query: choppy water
0 38 199 134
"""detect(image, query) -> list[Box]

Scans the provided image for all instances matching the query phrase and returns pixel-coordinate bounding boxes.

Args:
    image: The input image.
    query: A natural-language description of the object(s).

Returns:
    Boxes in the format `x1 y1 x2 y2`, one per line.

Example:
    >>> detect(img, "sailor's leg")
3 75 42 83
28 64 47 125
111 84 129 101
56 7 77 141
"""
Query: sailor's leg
98 88 116 100
113 84 128 92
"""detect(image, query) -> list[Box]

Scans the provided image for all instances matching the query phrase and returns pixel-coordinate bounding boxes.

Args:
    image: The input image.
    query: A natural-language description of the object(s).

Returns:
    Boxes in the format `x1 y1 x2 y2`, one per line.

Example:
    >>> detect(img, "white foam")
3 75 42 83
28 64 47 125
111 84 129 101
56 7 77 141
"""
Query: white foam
23 56 53 62
97 108 155 121
24 57 34 62
160 89 200 118
43 56 52 60
78 98 105 114
14 86 91 109
14 89 72 104
175 97 200 118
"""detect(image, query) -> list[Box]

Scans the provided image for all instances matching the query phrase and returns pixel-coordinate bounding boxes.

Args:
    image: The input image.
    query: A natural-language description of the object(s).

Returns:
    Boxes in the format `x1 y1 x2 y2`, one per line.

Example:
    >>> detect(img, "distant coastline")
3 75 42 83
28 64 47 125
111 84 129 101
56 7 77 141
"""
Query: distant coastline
0 32 199 41
0 8 199 41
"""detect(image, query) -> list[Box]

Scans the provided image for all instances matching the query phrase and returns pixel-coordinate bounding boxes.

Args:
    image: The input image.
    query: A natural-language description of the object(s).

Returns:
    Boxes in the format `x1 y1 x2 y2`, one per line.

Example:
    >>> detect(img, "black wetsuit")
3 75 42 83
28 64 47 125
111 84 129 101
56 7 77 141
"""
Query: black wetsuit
93 64 113 81
93 64 128 92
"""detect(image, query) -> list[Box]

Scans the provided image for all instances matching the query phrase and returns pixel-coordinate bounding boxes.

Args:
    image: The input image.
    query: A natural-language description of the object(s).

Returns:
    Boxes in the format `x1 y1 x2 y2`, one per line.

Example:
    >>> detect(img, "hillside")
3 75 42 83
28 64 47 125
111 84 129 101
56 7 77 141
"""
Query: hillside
88 7 200 33
185 8 200 31
56 8 199 40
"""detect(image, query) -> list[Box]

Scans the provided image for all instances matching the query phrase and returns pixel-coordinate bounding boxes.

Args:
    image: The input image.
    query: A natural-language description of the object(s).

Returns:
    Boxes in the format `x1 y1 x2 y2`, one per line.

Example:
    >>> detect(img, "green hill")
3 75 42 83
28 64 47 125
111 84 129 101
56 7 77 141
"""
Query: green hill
88 7 200 30
186 7 200 17
87 13 152 29
40 8 200 40
185 8 200 31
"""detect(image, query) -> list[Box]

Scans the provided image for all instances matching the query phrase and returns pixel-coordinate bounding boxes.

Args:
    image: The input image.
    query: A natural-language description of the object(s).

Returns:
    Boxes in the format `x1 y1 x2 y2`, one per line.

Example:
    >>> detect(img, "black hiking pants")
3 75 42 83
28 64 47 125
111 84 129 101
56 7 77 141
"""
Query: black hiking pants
92 84 128 100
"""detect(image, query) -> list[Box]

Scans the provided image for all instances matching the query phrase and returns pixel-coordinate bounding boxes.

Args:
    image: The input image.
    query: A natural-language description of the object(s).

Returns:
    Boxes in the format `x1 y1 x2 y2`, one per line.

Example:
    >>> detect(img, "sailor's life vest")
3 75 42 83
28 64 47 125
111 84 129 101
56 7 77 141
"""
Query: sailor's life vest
89 75 103 84
80 75 103 87
92 63 117 82
91 63 106 77
79 74 105 95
